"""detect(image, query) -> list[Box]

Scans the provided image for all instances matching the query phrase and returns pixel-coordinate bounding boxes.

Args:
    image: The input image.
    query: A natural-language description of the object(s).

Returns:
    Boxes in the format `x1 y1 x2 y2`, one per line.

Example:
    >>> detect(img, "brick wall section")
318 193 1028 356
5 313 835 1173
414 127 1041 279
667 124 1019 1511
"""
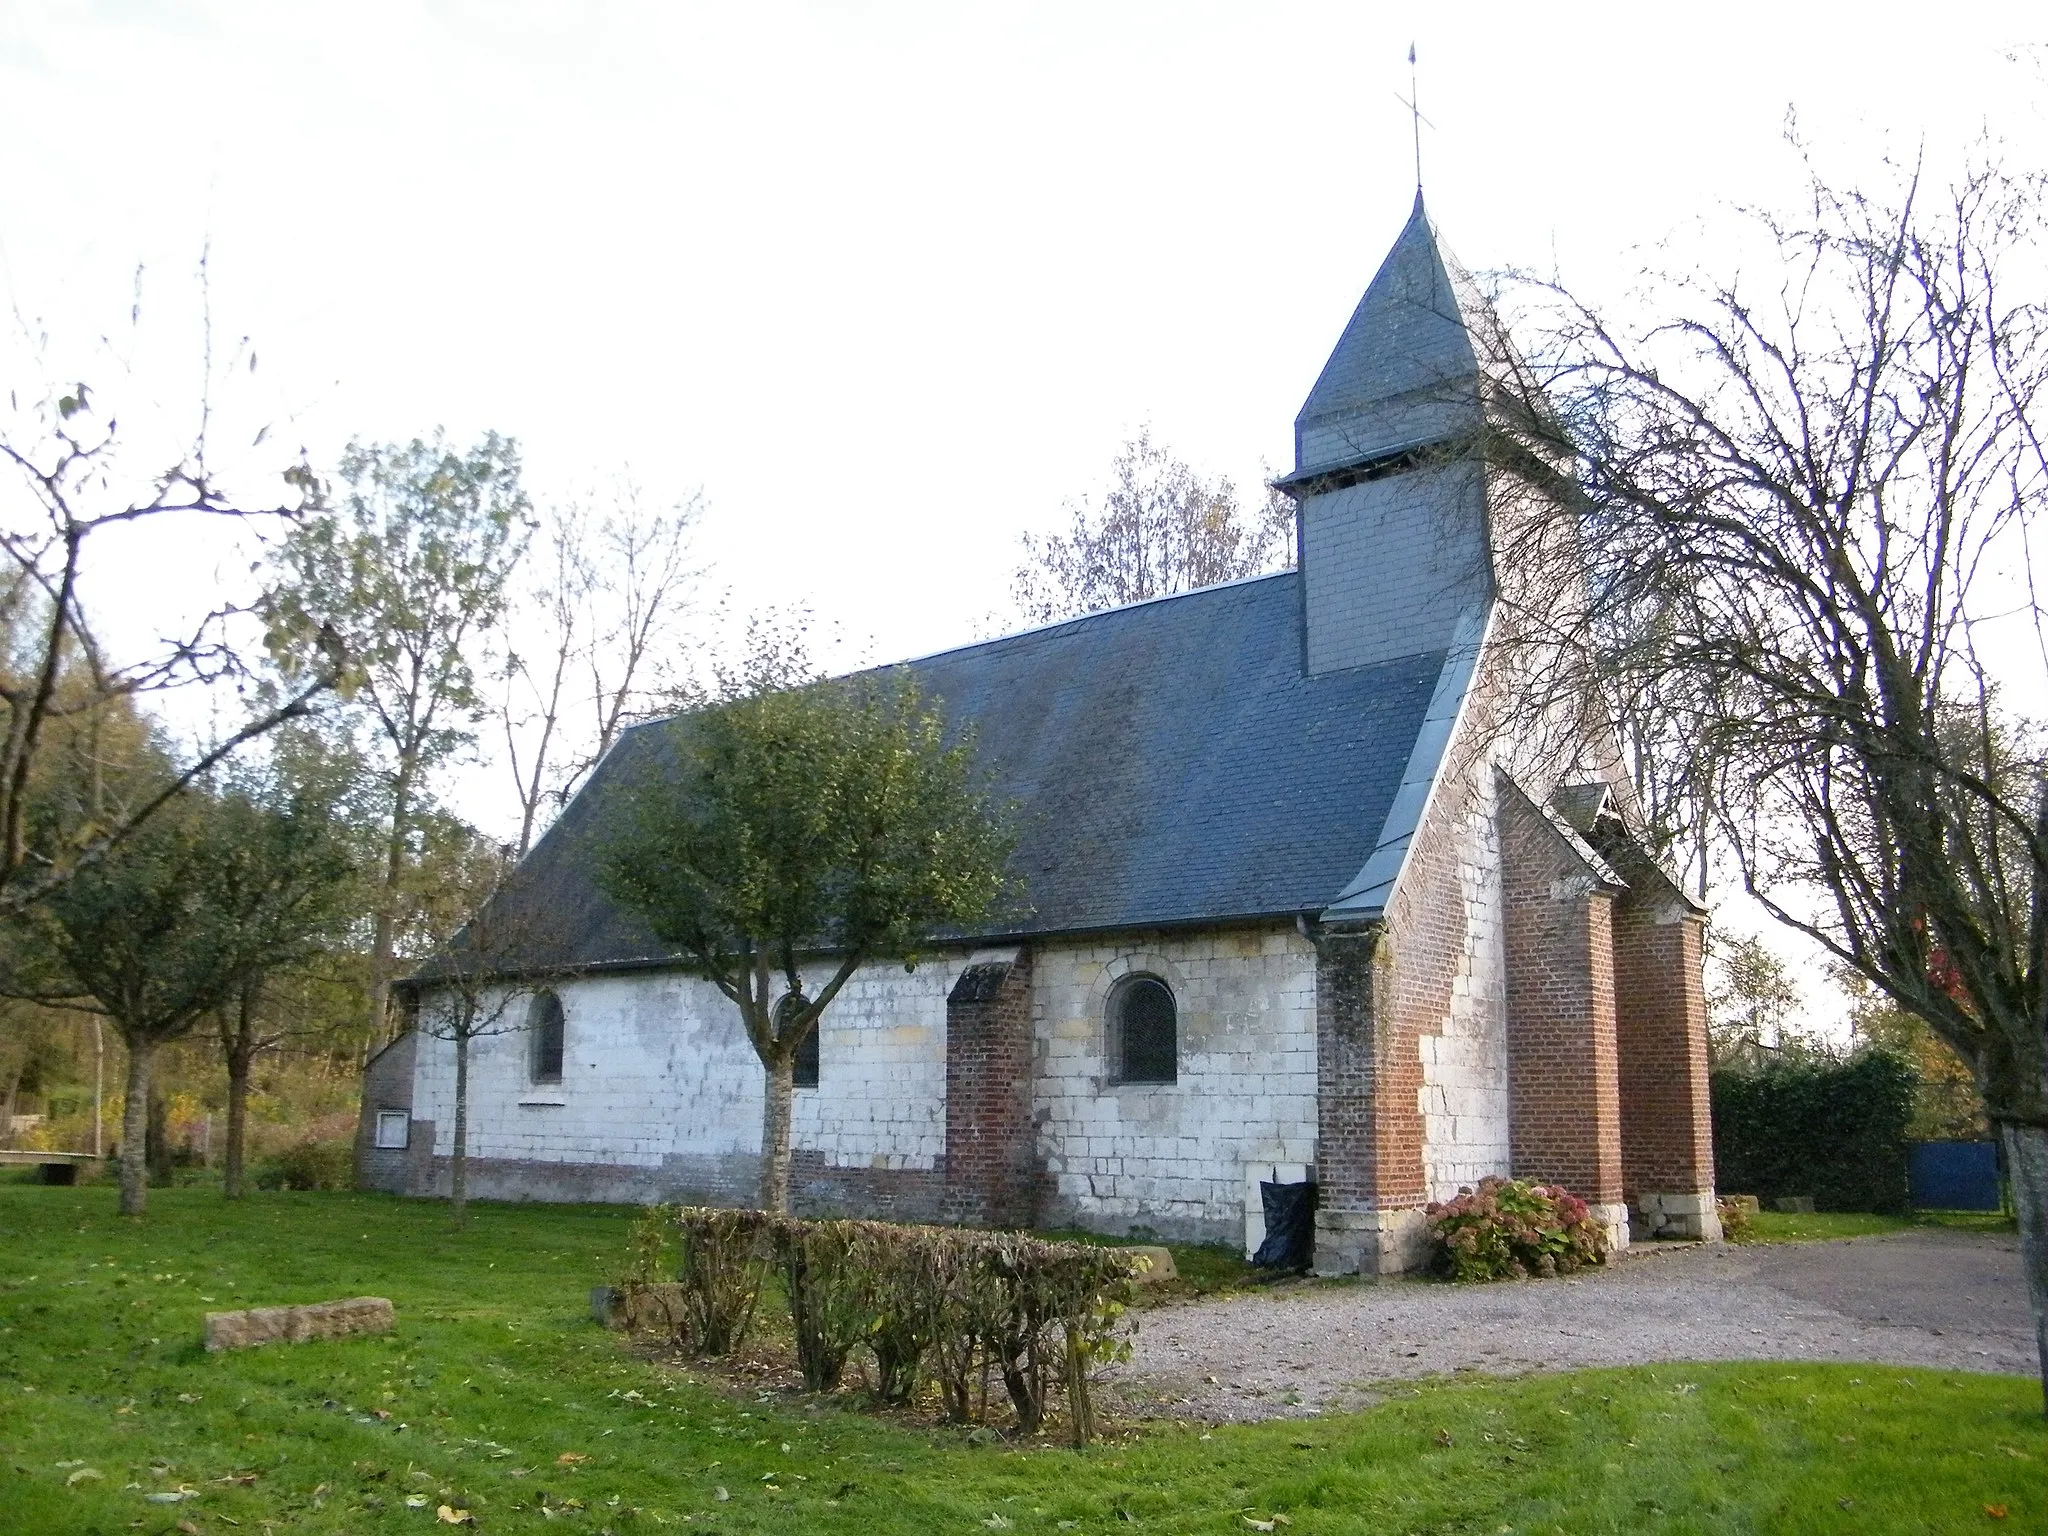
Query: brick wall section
1612 896 1715 1201
1500 791 1624 1204
944 953 1040 1227
1313 921 1394 1214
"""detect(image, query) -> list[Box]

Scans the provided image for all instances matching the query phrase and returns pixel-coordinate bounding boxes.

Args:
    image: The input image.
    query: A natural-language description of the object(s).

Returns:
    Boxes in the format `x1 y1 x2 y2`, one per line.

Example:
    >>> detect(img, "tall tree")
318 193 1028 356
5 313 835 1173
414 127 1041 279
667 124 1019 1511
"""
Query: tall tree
29 779 356 1214
596 651 1014 1212
207 765 363 1199
264 431 530 1047
1501 150 2048 1399
1704 933 1806 1067
501 485 700 856
1012 429 1294 624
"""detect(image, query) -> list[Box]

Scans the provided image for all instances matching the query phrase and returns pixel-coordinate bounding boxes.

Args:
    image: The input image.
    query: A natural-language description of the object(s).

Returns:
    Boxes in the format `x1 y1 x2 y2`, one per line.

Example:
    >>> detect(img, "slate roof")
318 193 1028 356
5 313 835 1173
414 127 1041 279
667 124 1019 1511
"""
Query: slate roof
1286 192 1517 484
485 571 1450 972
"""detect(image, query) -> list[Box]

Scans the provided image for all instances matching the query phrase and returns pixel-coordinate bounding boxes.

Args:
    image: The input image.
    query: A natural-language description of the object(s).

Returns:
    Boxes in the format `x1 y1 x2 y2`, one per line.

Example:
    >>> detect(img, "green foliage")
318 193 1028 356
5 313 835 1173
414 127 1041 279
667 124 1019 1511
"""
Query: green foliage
1424 1176 1609 1282
597 661 1015 1210
1716 1195 1755 1240
599 672 1014 988
261 429 532 1040
673 1205 771 1355
263 431 530 729
772 1218 877 1393
1711 1049 1917 1214
5 1187 2044 1532
252 1138 354 1191
32 778 360 1050
1705 932 1807 1066
1842 970 1987 1140
667 1209 1136 1444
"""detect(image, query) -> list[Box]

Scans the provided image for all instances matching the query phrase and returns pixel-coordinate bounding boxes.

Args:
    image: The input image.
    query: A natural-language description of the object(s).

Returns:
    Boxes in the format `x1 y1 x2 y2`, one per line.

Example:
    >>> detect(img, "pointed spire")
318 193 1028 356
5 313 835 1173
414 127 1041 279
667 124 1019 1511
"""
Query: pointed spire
1284 197 1505 484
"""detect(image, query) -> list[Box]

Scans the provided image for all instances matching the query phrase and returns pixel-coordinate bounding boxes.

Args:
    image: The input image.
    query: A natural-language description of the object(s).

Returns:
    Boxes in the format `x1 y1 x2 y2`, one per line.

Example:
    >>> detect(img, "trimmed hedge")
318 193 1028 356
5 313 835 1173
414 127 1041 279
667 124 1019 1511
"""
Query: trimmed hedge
623 1208 1138 1444
1711 1050 1915 1214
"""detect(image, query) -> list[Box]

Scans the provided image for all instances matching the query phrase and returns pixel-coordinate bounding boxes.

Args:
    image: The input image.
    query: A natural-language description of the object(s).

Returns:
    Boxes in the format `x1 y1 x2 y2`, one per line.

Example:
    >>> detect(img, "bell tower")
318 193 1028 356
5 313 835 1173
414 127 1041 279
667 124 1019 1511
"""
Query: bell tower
1276 194 1501 674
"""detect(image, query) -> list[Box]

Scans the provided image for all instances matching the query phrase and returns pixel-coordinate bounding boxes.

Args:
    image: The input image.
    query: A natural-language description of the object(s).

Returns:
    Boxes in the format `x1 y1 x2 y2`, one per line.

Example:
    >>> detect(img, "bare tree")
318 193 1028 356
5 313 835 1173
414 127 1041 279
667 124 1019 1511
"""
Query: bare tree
0 373 343 918
501 485 700 856
1497 147 2048 1401
407 837 581 1223
1012 428 1294 624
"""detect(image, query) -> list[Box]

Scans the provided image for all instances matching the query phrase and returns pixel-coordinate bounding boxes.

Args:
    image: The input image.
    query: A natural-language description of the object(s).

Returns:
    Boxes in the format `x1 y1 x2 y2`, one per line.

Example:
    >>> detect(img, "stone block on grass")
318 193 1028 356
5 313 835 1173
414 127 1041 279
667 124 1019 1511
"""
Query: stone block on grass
1122 1245 1177 1284
204 1297 394 1352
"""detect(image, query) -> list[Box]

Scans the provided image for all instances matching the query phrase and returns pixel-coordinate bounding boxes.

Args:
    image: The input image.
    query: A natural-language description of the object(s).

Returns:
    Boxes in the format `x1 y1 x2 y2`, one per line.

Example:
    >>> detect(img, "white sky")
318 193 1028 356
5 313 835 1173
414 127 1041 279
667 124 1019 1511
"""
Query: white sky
4 1 2045 1026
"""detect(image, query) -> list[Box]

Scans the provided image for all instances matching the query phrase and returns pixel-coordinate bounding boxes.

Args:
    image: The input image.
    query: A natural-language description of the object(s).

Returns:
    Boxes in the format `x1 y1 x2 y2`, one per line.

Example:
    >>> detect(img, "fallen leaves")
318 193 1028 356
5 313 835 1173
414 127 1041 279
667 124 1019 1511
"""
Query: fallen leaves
556 1451 590 1466
437 1504 475 1525
64 1467 104 1486
1985 1506 2008 1520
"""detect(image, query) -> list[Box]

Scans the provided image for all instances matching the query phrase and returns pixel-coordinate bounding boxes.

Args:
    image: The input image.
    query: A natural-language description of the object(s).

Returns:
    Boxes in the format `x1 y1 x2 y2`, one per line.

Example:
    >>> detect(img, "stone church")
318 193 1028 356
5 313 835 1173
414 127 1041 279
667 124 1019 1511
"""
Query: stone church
357 196 1721 1273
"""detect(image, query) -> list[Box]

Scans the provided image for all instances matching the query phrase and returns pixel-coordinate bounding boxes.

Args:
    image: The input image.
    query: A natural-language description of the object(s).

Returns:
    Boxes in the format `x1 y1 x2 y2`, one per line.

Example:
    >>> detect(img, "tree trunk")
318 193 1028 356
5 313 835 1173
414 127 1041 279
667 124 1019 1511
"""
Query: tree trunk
451 1028 470 1224
760 1051 795 1213
0 1061 19 1148
118 1037 153 1216
146 1087 171 1187
221 978 259 1200
367 761 417 1050
2002 1121 2048 1414
224 1047 251 1199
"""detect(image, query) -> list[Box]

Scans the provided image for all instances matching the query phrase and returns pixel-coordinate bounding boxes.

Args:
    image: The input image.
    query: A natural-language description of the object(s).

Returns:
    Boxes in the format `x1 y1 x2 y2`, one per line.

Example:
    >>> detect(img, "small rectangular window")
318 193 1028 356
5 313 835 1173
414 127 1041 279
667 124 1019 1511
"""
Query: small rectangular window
374 1111 410 1150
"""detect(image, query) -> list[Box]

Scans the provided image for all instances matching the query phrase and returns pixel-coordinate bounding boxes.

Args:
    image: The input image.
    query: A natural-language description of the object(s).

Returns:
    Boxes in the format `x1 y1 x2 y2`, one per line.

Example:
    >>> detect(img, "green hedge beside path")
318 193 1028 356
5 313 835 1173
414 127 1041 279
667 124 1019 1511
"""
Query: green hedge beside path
1712 1049 1916 1213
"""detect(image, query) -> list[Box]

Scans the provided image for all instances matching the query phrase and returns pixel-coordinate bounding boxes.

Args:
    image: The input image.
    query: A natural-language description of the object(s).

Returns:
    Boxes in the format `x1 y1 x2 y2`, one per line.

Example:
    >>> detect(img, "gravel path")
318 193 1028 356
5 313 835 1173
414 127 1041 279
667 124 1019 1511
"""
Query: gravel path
1108 1229 2038 1421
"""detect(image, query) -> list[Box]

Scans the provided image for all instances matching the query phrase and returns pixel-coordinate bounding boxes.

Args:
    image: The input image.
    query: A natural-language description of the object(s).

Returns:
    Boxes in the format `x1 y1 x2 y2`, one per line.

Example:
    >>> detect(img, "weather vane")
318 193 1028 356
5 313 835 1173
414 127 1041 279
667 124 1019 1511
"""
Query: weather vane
1393 42 1434 191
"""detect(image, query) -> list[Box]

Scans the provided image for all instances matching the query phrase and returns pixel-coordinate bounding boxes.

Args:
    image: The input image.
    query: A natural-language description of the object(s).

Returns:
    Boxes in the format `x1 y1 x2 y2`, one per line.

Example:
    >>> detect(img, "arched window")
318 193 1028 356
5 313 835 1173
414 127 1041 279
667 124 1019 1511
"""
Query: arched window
777 994 820 1089
528 991 565 1084
1111 974 1177 1085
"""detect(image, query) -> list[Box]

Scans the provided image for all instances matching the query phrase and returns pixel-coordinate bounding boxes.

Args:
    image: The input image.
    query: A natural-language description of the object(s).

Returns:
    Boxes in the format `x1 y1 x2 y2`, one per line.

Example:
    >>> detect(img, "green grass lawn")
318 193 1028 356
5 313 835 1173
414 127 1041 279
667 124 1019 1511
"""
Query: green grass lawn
2 1183 2042 1534
1733 1209 2018 1245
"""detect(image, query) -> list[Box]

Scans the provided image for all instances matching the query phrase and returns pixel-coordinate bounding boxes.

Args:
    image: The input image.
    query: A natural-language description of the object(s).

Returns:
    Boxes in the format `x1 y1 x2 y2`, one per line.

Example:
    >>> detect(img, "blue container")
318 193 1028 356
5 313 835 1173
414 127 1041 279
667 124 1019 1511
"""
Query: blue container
1907 1140 2002 1212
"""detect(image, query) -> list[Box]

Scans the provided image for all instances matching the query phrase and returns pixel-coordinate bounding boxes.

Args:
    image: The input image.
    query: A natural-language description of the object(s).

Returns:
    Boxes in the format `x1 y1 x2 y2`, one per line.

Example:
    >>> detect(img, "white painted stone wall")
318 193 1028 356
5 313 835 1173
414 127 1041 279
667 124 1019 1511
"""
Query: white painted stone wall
1033 927 1318 1244
1418 760 1513 1200
409 954 961 1175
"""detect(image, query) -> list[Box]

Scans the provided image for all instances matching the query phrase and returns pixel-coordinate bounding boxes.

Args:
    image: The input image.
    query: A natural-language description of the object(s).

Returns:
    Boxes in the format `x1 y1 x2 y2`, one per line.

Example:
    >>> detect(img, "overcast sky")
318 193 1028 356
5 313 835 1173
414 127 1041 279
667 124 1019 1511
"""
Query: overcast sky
3 4 2045 1011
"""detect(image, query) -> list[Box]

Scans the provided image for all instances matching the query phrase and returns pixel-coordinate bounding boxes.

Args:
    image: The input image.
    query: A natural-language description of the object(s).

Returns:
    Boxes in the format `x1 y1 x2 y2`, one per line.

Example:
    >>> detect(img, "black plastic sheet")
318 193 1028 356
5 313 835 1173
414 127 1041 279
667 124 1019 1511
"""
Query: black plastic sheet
1252 1179 1317 1270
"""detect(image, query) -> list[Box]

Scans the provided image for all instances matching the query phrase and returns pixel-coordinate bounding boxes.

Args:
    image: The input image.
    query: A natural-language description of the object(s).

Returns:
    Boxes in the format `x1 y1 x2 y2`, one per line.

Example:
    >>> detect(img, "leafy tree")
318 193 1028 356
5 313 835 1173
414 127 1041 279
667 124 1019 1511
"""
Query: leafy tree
1704 932 1806 1067
1012 429 1294 624
1842 969 1987 1141
1501 149 2048 1398
596 653 1014 1212
263 431 531 1047
29 779 357 1214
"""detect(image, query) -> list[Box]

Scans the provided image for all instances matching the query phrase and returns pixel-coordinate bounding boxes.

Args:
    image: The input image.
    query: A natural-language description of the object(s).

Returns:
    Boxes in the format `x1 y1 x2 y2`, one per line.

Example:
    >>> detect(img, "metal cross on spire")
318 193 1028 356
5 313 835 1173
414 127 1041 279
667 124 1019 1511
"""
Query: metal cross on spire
1393 41 1435 191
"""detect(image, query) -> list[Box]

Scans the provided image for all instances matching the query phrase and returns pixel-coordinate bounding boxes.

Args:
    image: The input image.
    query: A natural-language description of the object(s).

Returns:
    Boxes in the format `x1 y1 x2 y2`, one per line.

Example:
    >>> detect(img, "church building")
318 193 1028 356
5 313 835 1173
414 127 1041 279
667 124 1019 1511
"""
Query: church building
357 197 1721 1273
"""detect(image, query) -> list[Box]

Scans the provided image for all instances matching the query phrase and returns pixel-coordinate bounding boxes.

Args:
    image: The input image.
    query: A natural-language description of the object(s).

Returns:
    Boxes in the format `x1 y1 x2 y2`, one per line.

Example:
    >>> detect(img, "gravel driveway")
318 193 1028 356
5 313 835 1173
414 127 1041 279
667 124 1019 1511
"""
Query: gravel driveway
1109 1229 2038 1421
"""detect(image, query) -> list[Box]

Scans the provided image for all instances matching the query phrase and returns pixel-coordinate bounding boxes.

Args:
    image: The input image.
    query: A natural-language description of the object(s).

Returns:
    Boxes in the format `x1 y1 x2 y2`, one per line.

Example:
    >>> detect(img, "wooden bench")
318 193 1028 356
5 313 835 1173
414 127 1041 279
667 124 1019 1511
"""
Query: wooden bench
0 1149 102 1185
